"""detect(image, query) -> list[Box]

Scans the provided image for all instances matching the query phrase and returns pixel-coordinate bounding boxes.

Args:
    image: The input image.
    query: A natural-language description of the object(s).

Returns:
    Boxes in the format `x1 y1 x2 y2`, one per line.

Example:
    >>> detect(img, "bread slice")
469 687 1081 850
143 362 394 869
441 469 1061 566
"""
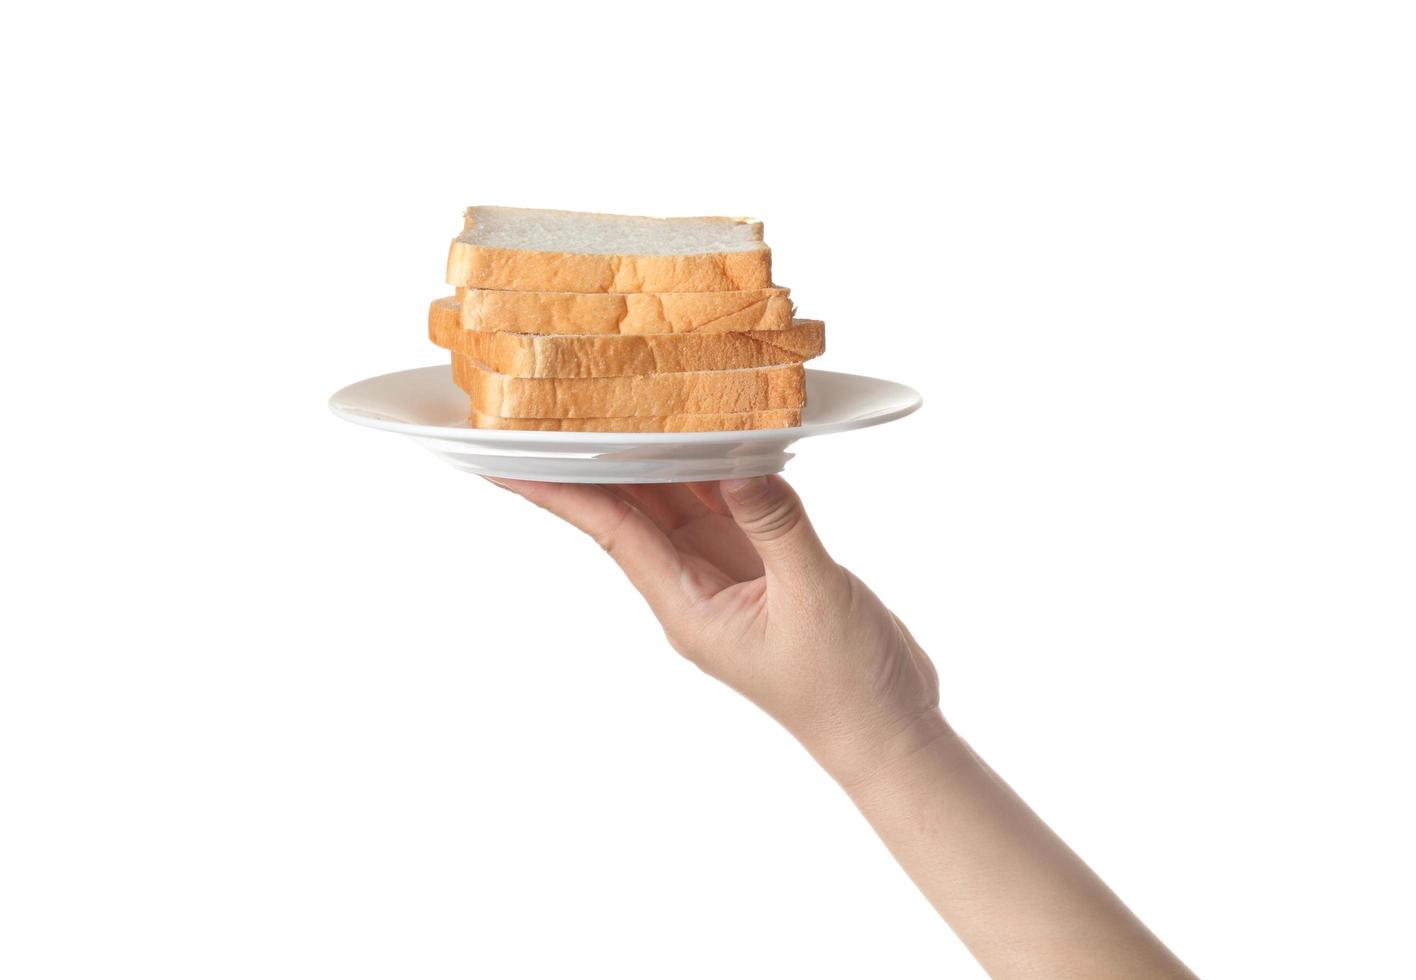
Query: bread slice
452 356 807 419
429 297 823 378
455 285 794 334
446 206 772 292
469 408 801 432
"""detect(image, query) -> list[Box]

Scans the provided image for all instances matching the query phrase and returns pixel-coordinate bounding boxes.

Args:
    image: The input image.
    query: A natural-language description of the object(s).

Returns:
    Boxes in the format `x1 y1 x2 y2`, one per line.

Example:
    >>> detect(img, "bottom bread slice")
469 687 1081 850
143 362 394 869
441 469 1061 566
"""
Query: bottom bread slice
452 354 807 419
469 408 801 432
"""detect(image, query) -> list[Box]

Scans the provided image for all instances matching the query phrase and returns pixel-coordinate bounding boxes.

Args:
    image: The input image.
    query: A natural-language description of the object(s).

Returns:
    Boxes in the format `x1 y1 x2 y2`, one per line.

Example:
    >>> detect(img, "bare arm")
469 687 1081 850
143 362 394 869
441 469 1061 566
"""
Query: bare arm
487 474 1194 979
840 715 1192 978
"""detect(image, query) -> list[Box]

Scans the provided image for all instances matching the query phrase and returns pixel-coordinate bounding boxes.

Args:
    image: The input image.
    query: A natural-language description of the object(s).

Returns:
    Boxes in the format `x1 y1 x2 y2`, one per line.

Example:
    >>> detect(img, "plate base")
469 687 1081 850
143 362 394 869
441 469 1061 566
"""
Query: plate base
416 436 796 483
331 366 922 484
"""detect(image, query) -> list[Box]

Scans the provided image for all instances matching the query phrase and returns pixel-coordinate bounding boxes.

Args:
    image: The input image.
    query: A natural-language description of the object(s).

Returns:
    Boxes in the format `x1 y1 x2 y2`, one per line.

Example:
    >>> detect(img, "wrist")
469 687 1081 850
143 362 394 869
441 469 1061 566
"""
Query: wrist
801 708 958 791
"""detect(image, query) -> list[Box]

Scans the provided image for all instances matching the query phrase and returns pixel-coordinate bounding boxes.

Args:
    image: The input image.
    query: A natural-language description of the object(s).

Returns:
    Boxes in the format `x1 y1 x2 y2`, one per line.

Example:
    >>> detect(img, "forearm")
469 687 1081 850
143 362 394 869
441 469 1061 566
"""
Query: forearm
823 713 1195 979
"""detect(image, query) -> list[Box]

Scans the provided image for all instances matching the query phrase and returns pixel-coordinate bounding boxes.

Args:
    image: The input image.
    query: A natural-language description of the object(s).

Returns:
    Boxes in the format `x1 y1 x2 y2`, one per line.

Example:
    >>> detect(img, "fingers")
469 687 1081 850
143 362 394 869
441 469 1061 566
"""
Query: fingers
613 484 765 586
718 474 835 584
685 481 731 516
485 478 690 612
611 483 708 531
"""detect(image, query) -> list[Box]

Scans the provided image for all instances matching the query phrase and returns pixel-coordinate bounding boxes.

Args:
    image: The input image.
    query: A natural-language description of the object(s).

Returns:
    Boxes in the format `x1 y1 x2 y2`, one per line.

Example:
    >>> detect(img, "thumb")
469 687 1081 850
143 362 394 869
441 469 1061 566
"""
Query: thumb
720 475 834 581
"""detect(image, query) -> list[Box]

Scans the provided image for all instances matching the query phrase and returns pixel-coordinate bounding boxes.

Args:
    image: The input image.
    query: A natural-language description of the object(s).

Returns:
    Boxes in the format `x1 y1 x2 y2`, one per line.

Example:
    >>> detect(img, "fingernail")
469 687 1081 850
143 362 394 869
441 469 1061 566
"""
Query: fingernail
722 476 768 498
483 476 513 491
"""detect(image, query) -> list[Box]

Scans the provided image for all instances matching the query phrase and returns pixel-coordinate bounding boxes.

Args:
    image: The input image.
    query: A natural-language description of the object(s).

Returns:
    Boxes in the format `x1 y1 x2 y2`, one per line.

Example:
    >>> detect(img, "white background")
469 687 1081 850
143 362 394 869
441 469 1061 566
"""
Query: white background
2 2 1412 977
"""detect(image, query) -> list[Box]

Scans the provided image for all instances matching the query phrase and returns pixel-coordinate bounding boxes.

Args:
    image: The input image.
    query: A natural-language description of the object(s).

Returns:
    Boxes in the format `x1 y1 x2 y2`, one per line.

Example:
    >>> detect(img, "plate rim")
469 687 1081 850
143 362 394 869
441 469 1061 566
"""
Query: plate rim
329 366 923 445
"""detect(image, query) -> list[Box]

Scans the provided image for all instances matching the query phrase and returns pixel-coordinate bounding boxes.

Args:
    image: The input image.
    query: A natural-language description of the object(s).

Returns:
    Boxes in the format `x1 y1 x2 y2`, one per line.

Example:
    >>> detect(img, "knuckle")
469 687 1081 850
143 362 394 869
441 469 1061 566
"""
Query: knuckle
747 496 804 541
591 498 635 555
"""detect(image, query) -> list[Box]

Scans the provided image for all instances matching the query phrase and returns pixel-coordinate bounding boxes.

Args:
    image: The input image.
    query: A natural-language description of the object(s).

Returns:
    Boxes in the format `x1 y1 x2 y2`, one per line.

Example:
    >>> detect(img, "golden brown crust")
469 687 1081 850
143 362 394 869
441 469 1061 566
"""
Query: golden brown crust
446 242 773 292
452 356 806 419
455 286 795 335
468 408 801 432
429 298 824 378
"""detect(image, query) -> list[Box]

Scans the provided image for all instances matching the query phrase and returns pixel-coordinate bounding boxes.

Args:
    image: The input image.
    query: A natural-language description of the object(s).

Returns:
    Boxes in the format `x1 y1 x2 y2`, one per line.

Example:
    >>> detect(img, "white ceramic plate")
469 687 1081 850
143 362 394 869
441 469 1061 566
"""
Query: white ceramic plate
329 366 922 483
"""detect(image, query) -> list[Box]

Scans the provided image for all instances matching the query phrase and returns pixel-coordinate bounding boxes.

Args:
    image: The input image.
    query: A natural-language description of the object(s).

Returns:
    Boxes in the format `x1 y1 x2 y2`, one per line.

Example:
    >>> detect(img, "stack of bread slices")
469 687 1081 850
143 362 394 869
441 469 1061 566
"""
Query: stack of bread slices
428 206 824 432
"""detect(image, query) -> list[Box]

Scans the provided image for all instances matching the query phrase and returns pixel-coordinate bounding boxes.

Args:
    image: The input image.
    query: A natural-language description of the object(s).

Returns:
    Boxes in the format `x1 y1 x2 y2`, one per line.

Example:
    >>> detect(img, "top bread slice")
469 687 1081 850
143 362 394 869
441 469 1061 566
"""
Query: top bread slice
446 206 773 292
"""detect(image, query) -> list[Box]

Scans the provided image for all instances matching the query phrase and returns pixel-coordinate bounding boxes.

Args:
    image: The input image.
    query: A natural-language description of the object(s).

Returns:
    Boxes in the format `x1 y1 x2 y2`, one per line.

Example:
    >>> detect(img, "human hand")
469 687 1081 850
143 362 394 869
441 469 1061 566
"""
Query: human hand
486 475 1196 978
486 475 946 784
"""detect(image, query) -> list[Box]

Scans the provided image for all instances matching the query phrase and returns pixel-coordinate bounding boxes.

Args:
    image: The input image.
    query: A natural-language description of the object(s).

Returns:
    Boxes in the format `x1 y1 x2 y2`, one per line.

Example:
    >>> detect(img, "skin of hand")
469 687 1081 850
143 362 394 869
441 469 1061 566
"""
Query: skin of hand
485 473 1196 979
484 474 948 785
